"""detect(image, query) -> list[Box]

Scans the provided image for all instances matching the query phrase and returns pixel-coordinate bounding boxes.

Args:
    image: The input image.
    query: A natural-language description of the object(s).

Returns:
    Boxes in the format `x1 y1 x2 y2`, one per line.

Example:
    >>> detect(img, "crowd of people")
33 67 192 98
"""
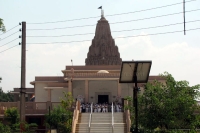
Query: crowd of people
80 103 123 113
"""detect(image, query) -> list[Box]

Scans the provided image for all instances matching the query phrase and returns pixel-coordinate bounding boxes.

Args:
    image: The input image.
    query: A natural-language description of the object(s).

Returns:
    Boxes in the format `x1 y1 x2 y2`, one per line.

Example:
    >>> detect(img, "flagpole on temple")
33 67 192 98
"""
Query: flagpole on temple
98 6 103 17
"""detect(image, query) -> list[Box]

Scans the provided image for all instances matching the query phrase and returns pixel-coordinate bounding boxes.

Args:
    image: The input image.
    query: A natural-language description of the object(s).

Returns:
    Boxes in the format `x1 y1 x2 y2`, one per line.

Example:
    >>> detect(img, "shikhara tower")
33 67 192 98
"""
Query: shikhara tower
85 11 122 65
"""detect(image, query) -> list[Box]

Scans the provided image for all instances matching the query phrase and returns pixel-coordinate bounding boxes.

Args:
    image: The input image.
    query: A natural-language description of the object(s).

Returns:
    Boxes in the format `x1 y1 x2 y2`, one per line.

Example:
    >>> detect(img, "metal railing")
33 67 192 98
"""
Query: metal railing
88 102 93 133
111 102 114 133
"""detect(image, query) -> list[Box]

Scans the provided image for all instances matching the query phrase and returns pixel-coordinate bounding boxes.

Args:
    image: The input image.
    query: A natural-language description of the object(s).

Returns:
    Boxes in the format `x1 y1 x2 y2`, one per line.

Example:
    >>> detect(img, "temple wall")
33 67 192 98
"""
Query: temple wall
88 80 118 103
35 82 68 102
120 83 133 98
51 88 68 102
72 80 85 102
35 83 48 102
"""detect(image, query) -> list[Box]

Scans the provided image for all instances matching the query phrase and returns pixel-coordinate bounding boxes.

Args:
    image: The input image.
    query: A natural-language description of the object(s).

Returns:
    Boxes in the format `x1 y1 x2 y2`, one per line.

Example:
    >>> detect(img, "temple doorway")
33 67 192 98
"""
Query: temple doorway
98 95 109 103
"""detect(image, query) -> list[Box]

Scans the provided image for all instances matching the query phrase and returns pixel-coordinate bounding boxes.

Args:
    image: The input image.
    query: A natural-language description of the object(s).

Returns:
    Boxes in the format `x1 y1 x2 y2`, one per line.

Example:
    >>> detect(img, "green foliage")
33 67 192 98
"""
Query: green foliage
0 18 6 32
4 107 19 125
60 92 75 109
4 107 37 132
137 72 200 131
126 72 200 131
12 121 38 133
0 121 12 133
0 88 14 102
45 92 74 133
124 96 135 123
45 105 72 133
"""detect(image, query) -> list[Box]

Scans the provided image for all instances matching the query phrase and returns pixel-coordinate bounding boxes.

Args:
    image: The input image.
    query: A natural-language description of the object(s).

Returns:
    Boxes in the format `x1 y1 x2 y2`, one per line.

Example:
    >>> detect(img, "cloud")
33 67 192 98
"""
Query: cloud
0 33 199 92
0 42 90 91
117 33 200 86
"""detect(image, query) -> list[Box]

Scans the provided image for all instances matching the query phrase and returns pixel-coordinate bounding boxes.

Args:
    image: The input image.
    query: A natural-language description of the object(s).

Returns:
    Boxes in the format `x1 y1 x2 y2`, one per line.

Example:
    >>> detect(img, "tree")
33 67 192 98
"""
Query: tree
0 88 14 102
45 92 74 133
0 18 6 32
137 72 200 131
4 107 37 132
60 92 75 110
0 77 14 102
45 105 72 133
4 107 19 126
0 121 12 133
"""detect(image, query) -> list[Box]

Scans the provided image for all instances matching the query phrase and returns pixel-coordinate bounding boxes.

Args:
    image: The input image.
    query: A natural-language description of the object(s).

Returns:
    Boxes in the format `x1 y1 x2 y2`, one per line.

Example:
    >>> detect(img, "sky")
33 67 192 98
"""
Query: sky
0 0 200 92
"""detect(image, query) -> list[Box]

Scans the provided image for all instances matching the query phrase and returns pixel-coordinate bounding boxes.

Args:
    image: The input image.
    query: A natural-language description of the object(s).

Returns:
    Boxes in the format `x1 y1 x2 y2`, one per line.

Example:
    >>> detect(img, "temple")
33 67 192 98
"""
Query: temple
2 11 166 133
28 13 163 103
11 11 164 103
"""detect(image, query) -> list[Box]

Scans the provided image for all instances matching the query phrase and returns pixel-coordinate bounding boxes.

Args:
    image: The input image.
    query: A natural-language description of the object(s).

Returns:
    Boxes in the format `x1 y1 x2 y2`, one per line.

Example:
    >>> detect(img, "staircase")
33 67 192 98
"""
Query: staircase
75 112 127 133
75 113 90 133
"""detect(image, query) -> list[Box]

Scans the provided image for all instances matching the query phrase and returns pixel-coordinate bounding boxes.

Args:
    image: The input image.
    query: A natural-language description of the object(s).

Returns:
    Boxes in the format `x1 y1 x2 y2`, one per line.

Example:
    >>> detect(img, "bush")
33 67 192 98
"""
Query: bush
0 121 11 133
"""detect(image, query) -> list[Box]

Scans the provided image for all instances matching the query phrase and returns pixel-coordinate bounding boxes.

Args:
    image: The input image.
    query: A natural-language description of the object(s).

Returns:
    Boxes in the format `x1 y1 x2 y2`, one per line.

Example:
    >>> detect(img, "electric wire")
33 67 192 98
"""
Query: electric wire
26 20 200 38
1 27 200 54
26 27 200 44
106 0 196 17
115 27 200 39
0 38 19 47
0 44 19 53
0 31 19 41
0 25 19 36
27 0 197 24
110 9 200 24
27 9 200 31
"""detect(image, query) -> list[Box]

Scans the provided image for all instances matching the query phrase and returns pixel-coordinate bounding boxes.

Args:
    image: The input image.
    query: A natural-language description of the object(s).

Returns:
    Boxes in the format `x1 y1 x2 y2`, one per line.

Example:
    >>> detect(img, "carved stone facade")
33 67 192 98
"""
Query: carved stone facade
85 15 122 65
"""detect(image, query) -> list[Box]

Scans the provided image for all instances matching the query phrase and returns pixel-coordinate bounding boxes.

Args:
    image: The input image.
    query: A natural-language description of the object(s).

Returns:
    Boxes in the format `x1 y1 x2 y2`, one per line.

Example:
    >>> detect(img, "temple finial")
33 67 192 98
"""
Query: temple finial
98 6 104 18
101 9 104 18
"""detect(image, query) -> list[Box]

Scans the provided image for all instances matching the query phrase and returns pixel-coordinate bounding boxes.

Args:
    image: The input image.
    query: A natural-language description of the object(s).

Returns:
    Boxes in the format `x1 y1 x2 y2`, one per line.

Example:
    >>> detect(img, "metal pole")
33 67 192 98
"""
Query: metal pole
49 106 51 133
132 62 138 133
134 75 138 133
183 0 186 35
20 21 26 122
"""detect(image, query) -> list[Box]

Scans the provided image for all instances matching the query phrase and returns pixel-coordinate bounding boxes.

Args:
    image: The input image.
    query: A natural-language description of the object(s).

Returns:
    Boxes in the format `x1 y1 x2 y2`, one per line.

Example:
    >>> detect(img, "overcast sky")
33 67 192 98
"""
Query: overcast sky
0 0 200 92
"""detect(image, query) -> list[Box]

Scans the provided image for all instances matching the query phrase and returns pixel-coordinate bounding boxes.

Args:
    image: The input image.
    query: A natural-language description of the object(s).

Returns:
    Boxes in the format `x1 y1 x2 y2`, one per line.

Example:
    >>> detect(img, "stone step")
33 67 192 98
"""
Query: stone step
76 125 127 133
76 112 127 133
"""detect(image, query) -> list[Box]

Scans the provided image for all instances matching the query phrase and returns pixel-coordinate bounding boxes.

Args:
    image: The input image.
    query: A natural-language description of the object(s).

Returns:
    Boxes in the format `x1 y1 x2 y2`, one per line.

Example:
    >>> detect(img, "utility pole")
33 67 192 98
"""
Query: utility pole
183 0 186 35
20 21 26 122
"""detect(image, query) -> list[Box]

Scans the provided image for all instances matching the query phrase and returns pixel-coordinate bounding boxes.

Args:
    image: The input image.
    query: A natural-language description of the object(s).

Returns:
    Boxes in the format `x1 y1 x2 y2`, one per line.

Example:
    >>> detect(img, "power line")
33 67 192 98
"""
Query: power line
26 27 200 44
110 9 200 24
115 27 200 39
26 20 200 38
0 38 19 47
0 44 19 53
27 0 197 24
106 0 196 17
27 9 200 31
0 31 19 41
0 25 20 36
27 24 95 31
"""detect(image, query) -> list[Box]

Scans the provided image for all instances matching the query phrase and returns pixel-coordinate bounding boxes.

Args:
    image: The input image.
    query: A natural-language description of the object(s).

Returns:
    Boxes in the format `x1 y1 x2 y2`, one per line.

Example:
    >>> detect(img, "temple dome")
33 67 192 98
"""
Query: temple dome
97 70 109 73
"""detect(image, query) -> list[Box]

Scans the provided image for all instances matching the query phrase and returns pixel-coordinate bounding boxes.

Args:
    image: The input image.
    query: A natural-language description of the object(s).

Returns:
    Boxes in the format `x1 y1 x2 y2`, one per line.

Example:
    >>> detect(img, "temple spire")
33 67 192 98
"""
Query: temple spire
85 10 122 66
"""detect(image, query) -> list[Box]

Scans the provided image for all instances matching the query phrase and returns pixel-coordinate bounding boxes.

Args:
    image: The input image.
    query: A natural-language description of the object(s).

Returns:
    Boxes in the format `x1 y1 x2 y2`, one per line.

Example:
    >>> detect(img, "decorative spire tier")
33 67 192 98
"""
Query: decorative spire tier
85 13 122 65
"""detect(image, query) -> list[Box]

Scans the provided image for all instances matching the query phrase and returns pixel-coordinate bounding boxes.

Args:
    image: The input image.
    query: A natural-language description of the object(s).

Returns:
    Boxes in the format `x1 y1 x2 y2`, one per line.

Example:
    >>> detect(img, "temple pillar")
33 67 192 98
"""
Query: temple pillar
117 80 121 97
47 89 51 101
85 80 89 103
68 80 72 93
